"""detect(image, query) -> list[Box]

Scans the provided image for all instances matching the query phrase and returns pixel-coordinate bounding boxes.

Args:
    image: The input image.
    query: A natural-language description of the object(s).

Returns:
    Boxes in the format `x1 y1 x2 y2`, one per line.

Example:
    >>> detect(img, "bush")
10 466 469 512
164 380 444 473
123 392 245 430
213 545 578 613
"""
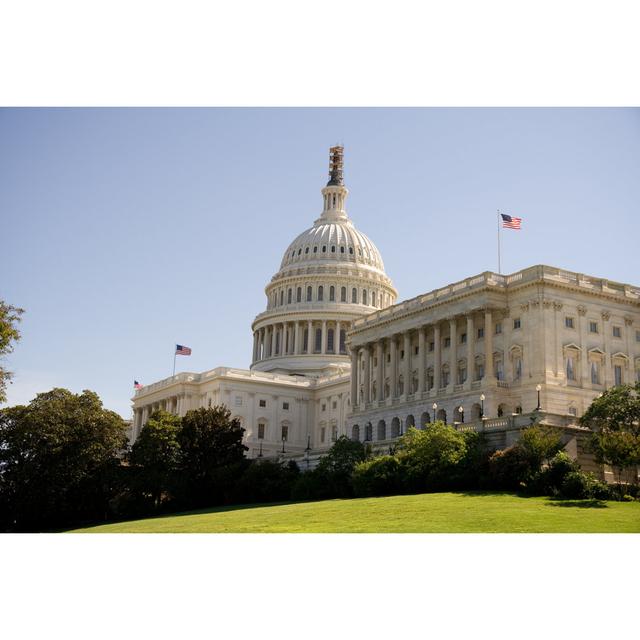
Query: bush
559 471 611 500
234 459 299 504
290 467 332 501
528 451 580 496
487 445 532 491
352 456 405 497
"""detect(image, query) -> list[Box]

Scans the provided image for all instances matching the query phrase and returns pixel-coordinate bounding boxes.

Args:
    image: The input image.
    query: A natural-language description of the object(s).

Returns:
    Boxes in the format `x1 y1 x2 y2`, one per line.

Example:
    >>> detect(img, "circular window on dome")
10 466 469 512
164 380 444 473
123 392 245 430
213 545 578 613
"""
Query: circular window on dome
297 248 301 255
322 245 327 253
331 245 336 253
349 247 353 255
340 246 345 253
305 247 309 254
313 246 318 253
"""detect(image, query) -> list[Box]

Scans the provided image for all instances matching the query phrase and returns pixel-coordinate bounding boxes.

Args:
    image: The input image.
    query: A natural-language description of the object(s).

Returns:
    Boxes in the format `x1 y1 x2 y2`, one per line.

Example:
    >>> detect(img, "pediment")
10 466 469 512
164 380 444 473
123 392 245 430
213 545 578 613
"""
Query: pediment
563 342 581 352
588 347 606 355
611 352 629 361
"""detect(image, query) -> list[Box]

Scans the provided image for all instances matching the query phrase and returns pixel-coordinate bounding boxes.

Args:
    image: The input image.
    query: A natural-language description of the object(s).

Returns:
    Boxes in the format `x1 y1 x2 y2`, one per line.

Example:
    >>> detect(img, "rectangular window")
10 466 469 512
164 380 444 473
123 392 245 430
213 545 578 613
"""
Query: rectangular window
566 356 576 381
460 333 467 344
282 402 289 410
444 337 451 348
458 367 467 384
331 425 338 442
476 363 484 381
400 350 405 359
591 361 599 384
322 403 326 412
442 370 449 386
320 427 326 443
495 322 502 335
387 354 391 363
568 407 577 417
332 401 337 409
614 365 623 386
514 358 522 380
496 361 504 380
428 342 434 352
589 321 598 333
258 423 265 439
259 399 266 408
565 317 574 329
612 326 621 338
234 396 242 406
414 346 419 355
477 328 484 339
513 318 521 330
281 425 288 441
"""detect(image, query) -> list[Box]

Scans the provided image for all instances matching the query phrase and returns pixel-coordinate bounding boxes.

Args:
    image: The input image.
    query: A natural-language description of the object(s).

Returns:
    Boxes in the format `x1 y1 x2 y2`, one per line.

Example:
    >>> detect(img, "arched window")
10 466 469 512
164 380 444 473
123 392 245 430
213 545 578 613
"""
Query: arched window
297 248 301 255
377 420 386 440
303 329 309 353
275 332 280 355
362 289 368 305
365 422 373 441
340 286 347 302
349 247 354 255
322 245 327 253
305 247 309 254
352 288 357 303
339 330 346 354
287 288 292 304
391 417 400 438
331 245 336 253
406 414 415 429
372 291 377 307
314 328 322 353
279 290 283 306
313 246 318 253
281 424 289 440
327 328 335 353
296 287 302 303
437 408 447 424
329 286 335 301
420 411 430 429
318 285 324 301
352 424 360 441
307 286 312 302
340 246 345 253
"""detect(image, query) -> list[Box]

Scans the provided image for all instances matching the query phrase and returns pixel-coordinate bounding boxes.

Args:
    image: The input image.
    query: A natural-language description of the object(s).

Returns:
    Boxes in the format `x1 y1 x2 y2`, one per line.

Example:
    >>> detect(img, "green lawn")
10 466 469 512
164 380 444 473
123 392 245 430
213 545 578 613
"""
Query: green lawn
68 491 640 533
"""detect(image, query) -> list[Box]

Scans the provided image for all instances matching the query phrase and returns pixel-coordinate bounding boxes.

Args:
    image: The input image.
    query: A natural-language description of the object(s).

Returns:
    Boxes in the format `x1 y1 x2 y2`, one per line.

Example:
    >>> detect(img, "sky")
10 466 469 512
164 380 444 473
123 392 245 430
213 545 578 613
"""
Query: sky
1 107 639 417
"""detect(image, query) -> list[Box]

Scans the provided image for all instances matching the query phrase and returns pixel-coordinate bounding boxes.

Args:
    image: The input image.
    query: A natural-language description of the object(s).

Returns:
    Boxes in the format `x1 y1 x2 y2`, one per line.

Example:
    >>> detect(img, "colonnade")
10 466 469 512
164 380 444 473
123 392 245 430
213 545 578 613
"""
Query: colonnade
252 319 352 362
133 395 184 430
350 309 496 410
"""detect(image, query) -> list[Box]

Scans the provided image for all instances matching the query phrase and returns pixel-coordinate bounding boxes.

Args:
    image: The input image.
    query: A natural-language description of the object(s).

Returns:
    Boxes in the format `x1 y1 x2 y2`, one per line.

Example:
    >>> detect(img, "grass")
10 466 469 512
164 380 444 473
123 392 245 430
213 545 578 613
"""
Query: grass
68 491 640 533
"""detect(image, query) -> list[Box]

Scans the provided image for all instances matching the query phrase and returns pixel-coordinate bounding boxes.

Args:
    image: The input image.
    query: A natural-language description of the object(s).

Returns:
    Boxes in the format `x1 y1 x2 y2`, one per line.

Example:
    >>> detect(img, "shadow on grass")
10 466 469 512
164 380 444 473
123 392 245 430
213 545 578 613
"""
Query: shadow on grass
546 498 608 509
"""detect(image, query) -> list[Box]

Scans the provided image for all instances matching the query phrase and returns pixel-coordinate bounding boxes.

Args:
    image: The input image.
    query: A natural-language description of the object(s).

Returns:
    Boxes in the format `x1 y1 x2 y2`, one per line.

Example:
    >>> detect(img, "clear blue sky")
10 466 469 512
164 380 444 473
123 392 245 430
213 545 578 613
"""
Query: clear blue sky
1 108 639 417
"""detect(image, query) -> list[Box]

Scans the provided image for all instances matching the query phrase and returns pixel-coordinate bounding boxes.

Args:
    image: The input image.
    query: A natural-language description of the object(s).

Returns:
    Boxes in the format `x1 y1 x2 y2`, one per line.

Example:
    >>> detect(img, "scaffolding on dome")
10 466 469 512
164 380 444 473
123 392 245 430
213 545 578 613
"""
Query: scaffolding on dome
327 145 344 186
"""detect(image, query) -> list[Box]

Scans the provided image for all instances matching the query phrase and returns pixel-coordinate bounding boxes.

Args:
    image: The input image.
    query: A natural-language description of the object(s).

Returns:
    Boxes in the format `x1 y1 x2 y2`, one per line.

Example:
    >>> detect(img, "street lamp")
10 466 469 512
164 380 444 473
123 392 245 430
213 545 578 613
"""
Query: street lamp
458 405 464 423
432 402 438 423
480 393 485 419
258 441 263 458
535 384 542 411
305 434 311 469
281 434 286 454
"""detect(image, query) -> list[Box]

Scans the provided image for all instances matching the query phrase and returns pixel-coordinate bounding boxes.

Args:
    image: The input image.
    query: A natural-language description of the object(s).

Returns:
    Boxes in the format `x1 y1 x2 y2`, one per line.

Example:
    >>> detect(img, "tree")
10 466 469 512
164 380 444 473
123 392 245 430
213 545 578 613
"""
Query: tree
315 435 367 497
0 388 128 531
580 384 640 492
129 410 182 509
177 406 248 507
519 424 563 470
0 301 24 404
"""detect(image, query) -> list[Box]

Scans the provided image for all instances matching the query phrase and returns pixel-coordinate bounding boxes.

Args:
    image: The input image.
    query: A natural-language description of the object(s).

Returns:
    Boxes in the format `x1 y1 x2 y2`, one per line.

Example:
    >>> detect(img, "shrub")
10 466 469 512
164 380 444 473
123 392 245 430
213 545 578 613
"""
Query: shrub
529 451 580 496
234 459 299 504
352 456 405 497
559 471 611 500
487 445 532 491
315 436 367 498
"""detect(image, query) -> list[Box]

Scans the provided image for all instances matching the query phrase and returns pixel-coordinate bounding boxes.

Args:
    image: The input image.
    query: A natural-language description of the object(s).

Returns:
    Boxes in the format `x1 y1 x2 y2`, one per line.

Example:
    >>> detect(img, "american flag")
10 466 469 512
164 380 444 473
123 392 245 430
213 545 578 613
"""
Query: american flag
134 380 143 389
501 213 522 230
175 344 192 356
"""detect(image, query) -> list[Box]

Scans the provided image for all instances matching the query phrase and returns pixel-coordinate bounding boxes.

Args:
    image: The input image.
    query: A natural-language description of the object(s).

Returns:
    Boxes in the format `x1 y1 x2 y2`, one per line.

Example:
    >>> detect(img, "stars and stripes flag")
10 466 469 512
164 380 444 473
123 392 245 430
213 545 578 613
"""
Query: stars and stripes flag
175 344 192 356
134 380 143 389
501 213 522 230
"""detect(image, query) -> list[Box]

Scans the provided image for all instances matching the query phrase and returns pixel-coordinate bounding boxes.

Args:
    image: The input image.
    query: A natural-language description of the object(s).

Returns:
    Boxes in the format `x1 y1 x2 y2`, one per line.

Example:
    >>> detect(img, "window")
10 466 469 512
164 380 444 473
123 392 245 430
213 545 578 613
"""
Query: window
279 290 283 305
258 423 265 439
496 360 504 381
281 425 288 441
441 368 450 387
320 427 326 443
460 333 467 344
349 247 353 255
297 248 301 255
372 291 377 307
318 285 323 301
305 247 309 254
306 286 312 302
207 398 212 407
477 327 484 339
514 358 522 380
566 356 576 381
327 328 335 352
589 321 598 333
234 396 242 407
287 288 292 304
513 318 521 330
591 361 600 384
303 328 309 352
458 366 467 385
386 353 391 363
340 286 347 302
296 287 302 302
332 401 337 409
259 399 266 408
476 362 484 381
331 425 338 441
339 330 346 354
444 337 451 348
614 365 623 386
636 330 640 342
322 245 327 253
352 288 357 303
315 328 322 352
568 407 577 417
313 246 318 253
495 322 502 334
340 246 345 253
362 290 368 305
565 317 575 329
613 326 622 338
329 286 335 301
282 402 289 410
322 403 326 412
331 245 336 253
429 342 434 352
414 346 419 355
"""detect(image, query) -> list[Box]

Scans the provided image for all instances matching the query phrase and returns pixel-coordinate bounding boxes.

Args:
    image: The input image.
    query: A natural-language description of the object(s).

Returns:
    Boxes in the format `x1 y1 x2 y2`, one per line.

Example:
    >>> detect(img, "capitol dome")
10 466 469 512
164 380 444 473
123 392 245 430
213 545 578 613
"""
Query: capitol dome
250 146 397 376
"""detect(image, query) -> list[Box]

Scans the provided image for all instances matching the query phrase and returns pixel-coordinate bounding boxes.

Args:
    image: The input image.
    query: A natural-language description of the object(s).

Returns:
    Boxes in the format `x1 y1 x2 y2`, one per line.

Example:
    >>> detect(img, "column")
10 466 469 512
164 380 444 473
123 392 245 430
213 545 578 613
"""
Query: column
307 320 313 353
364 345 371 404
350 348 358 409
602 311 611 387
270 324 276 357
294 321 301 355
260 328 265 360
434 323 441 390
403 331 411 397
449 318 457 388
578 306 589 385
376 340 384 401
252 332 258 362
484 309 494 380
418 327 426 393
321 320 328 354
390 335 397 398
336 320 342 354
466 315 475 388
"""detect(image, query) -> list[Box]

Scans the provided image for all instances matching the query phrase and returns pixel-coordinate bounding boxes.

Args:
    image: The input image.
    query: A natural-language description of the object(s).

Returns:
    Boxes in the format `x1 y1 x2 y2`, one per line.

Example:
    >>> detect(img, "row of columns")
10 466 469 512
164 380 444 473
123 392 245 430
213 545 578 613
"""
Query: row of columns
253 320 351 362
350 309 495 409
134 394 186 429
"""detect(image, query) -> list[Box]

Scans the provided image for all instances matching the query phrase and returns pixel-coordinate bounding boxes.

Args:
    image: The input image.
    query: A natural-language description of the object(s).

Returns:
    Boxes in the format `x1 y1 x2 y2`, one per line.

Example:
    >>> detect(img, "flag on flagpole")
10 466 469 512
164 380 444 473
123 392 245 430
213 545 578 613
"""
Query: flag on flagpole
501 213 522 230
175 344 192 356
134 380 143 389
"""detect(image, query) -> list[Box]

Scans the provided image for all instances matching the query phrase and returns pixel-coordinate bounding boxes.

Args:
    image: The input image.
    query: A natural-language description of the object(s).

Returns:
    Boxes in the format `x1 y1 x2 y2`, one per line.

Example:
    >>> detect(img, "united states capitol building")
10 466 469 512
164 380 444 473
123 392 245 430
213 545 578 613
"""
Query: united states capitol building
132 147 640 468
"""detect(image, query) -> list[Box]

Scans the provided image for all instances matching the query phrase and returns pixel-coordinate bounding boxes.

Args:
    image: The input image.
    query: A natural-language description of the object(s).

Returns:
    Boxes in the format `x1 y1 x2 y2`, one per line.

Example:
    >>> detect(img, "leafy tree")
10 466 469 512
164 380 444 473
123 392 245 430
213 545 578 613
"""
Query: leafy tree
0 388 128 531
315 435 367 497
519 424 563 470
129 410 182 509
352 455 404 497
234 459 299 504
177 406 248 507
0 301 24 404
580 384 640 492
395 422 467 491
487 445 532 491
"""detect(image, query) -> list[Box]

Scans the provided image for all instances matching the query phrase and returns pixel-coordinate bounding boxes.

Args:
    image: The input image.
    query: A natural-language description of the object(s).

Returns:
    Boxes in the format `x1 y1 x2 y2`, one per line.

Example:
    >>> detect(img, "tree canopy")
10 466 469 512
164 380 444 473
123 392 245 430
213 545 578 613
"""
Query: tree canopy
0 300 24 404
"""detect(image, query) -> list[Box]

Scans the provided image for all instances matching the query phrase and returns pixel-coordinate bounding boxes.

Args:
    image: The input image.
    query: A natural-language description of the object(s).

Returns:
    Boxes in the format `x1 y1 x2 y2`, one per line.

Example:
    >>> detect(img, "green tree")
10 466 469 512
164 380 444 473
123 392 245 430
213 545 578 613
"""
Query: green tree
0 388 128 531
519 424 563 470
315 435 367 497
177 406 248 507
129 410 182 509
580 384 640 492
0 301 24 404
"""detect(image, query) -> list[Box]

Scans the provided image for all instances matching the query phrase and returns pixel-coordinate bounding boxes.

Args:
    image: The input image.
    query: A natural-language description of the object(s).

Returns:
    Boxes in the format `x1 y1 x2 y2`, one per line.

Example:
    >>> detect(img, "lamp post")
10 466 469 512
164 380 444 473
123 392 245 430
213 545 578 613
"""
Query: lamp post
458 405 464 423
258 441 263 458
281 434 286 454
305 434 311 469
480 393 485 419
432 402 438 423
535 384 542 411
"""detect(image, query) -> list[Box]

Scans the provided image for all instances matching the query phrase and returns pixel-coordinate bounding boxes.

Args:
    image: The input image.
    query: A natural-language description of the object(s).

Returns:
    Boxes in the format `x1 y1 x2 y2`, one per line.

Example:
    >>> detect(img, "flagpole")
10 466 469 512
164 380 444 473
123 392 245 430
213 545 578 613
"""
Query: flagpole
497 209 502 274
172 345 176 377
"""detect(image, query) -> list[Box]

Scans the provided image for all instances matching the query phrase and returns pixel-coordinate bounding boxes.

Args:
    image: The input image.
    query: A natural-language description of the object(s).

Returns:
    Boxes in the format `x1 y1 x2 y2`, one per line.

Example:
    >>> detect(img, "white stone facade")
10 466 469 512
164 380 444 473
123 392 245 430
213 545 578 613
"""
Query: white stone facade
131 147 640 466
